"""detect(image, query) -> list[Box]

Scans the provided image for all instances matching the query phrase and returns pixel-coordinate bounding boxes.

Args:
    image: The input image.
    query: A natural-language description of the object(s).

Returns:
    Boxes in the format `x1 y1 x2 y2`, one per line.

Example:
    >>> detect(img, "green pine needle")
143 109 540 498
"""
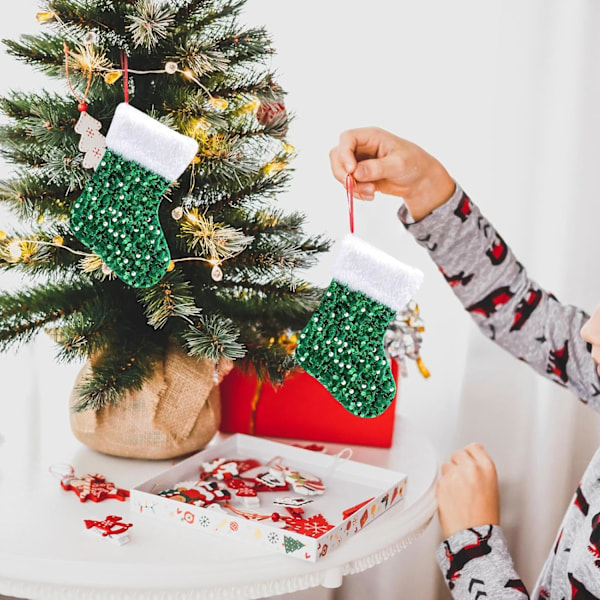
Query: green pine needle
183 314 246 361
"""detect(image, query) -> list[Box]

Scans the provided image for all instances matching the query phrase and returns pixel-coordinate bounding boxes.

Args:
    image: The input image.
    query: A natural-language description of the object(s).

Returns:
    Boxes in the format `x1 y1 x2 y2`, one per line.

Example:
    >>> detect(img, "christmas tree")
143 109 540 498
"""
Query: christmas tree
0 0 329 410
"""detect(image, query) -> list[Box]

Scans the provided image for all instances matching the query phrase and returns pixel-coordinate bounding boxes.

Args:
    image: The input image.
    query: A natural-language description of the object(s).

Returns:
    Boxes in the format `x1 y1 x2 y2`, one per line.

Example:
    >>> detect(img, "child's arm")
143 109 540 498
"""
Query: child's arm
330 128 600 408
399 183 599 407
436 443 529 599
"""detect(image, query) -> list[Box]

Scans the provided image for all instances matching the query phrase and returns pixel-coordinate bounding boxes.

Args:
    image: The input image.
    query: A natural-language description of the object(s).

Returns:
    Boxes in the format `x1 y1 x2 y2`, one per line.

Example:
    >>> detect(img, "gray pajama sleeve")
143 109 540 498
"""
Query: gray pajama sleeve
399 184 600 599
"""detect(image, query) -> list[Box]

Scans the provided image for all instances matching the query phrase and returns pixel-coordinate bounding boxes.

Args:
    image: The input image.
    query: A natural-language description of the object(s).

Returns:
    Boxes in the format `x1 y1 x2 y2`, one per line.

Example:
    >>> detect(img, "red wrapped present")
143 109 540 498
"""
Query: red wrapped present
219 362 398 448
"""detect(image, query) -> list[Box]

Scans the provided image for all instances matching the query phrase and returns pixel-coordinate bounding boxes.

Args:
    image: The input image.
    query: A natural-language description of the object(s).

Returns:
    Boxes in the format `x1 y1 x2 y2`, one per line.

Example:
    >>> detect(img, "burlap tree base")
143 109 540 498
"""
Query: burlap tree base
69 344 232 459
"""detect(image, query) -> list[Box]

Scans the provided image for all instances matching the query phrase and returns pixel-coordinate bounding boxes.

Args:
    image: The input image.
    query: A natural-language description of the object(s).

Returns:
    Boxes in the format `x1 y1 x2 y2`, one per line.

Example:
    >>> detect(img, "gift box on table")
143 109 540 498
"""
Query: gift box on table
130 433 407 562
218 361 399 448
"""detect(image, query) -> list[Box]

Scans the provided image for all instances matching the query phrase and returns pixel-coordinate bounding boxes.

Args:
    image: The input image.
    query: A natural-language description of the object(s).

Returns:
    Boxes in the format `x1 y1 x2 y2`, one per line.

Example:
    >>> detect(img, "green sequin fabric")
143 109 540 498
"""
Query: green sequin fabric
70 149 171 288
295 279 397 418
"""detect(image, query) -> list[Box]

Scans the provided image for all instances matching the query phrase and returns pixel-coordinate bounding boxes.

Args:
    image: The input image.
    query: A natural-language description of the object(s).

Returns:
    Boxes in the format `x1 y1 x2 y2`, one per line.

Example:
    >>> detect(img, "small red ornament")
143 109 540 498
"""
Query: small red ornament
284 513 334 539
202 458 239 480
256 101 287 136
235 459 262 474
78 102 89 113
284 506 305 518
84 515 132 545
253 472 290 492
60 471 129 503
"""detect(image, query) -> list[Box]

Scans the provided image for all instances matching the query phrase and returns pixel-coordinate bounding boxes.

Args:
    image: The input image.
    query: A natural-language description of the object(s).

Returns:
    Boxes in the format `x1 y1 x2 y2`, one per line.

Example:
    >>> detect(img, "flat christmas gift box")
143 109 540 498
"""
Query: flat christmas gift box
130 434 407 562
219 362 399 448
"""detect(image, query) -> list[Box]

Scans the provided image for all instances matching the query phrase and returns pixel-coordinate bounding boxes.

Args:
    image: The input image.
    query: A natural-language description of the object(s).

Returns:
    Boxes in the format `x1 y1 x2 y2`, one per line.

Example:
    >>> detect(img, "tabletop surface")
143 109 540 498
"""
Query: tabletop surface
0 347 439 600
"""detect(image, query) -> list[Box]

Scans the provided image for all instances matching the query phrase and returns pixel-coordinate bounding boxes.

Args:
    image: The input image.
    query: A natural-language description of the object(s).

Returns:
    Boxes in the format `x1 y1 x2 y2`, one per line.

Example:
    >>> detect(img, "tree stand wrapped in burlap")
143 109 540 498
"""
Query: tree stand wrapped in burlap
69 344 232 459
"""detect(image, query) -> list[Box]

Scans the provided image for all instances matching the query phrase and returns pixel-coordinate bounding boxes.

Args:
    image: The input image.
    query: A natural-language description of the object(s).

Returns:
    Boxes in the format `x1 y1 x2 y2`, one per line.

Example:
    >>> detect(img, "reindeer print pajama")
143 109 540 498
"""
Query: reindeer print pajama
399 185 600 599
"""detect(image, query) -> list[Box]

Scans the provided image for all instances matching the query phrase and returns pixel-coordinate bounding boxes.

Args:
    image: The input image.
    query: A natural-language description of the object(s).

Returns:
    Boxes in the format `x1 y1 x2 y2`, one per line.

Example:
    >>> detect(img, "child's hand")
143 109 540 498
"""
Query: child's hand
436 443 501 539
329 127 455 221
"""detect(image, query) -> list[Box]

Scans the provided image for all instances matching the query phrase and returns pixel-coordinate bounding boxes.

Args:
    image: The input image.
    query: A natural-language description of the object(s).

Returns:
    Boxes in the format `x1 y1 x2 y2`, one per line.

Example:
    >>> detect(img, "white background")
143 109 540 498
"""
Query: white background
2 1 600 599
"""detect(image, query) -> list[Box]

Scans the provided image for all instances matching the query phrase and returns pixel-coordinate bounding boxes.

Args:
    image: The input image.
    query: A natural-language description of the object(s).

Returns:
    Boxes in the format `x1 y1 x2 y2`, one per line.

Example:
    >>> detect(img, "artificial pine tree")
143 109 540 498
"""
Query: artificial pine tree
0 0 329 411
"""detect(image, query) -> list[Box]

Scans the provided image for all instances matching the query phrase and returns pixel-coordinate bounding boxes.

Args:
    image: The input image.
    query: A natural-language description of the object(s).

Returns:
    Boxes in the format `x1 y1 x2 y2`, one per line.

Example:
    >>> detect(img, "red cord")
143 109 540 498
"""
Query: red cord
120 50 129 103
345 174 355 234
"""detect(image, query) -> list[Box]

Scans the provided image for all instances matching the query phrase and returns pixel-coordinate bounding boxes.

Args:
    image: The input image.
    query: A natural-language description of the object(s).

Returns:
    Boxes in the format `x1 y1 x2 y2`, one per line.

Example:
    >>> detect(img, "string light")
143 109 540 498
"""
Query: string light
209 97 228 110
264 161 286 175
35 11 55 23
103 71 122 85
42 12 218 98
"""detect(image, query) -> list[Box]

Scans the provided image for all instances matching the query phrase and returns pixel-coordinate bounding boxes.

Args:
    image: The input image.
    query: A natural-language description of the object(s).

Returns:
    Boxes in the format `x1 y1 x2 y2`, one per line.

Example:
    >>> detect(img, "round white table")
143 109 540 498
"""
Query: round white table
0 348 438 600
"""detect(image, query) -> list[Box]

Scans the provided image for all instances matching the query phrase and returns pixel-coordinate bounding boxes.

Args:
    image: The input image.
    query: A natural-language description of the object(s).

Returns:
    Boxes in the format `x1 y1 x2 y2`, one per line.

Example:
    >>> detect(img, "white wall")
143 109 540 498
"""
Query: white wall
3 2 600 598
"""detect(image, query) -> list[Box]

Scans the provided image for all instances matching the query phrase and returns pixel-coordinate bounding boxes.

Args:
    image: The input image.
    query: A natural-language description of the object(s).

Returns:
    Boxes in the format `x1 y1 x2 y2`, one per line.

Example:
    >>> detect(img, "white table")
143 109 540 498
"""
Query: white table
0 349 438 600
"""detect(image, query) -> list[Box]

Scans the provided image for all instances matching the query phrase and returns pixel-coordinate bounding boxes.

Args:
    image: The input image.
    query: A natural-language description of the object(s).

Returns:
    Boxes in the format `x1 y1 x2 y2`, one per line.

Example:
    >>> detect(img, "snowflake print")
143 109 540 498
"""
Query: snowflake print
284 514 334 538
199 515 211 528
268 531 280 544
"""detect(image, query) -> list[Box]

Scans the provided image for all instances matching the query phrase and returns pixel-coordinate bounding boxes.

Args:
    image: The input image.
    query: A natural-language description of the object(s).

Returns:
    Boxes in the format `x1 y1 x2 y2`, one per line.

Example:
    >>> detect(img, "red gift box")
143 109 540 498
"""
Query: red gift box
218 362 399 448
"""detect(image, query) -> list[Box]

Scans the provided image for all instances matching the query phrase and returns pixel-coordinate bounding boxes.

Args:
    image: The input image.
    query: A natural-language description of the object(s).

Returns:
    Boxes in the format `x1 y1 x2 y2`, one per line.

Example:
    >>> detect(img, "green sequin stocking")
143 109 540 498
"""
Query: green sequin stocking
295 280 397 418
70 149 171 288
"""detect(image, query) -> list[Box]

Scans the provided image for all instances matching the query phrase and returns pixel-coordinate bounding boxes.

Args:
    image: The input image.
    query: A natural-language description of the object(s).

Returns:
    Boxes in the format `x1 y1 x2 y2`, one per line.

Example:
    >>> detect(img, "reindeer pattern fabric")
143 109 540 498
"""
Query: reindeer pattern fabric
399 186 600 599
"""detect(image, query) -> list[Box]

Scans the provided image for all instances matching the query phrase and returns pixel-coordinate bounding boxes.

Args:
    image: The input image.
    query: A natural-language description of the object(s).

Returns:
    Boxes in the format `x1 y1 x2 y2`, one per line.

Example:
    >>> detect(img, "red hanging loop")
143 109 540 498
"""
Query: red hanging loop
120 50 129 103
345 174 355 234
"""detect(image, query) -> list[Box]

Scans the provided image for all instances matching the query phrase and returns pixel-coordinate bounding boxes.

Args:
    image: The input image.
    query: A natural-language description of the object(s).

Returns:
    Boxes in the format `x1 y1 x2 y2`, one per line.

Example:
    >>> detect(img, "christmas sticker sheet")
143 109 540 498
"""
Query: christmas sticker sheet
130 434 407 562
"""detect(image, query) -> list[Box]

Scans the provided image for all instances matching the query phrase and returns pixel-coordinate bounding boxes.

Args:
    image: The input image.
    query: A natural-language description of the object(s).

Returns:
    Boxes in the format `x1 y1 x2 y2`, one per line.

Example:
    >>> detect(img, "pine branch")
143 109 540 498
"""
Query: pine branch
137 270 202 329
72 336 164 411
0 175 76 220
51 298 119 362
0 281 100 350
173 0 246 30
3 34 66 76
182 313 246 361
237 342 297 384
212 279 323 318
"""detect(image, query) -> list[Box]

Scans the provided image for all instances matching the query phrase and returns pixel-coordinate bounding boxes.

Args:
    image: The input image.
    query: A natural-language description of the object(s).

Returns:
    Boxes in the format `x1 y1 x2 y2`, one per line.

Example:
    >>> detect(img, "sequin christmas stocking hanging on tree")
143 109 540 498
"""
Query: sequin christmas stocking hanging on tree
295 234 423 418
70 103 198 288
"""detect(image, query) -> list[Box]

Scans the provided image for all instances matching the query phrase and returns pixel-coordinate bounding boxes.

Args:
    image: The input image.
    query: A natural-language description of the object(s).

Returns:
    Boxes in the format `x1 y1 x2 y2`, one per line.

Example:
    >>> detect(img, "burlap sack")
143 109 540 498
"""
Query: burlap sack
69 343 232 459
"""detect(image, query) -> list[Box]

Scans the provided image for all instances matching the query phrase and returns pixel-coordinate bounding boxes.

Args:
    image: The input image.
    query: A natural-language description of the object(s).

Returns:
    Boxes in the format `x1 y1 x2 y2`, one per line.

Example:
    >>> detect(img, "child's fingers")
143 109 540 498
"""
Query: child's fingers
355 182 376 200
354 155 400 183
328 146 349 184
464 442 493 463
337 128 383 171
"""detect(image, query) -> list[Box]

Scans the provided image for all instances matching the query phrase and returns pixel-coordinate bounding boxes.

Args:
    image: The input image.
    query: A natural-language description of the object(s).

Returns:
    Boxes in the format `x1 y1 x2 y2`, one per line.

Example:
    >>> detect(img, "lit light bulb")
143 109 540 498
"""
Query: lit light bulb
0 231 6 241
165 61 178 74
104 71 122 85
52 236 64 246
241 98 260 113
209 97 228 110
171 207 183 220
210 264 223 281
166 260 175 272
36 11 54 23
